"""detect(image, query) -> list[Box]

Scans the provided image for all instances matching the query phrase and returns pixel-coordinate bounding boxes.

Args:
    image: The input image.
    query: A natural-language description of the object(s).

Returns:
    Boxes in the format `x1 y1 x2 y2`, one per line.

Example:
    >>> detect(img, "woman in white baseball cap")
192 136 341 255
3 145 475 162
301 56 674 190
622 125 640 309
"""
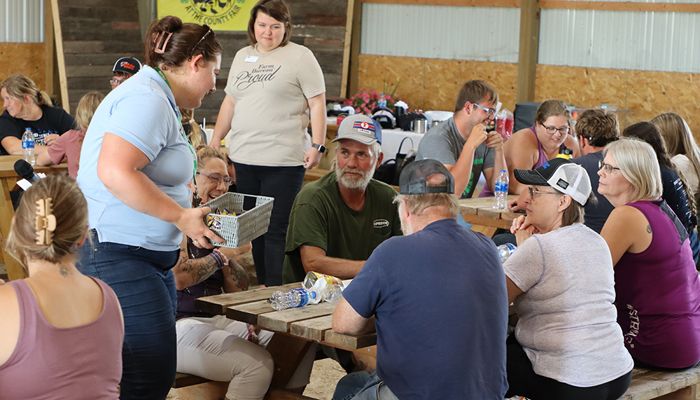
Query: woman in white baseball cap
503 157 633 399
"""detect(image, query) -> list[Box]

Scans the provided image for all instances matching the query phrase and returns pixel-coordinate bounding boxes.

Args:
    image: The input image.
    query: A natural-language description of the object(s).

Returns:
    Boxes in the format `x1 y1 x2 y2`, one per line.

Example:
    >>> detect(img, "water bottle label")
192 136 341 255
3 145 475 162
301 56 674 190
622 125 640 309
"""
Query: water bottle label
495 182 508 193
22 140 35 149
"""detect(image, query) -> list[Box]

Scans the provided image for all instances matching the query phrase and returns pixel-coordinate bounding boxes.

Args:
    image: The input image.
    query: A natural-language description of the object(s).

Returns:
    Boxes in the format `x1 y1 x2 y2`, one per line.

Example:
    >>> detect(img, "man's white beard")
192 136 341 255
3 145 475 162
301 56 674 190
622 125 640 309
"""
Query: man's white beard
336 164 375 190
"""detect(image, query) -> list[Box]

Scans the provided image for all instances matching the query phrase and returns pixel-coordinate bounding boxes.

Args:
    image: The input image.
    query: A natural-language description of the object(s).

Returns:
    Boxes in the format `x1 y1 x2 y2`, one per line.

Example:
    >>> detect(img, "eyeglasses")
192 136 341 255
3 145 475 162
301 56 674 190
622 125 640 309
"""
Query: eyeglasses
109 77 126 86
197 171 232 184
540 123 570 136
472 103 496 116
598 160 621 174
527 186 561 198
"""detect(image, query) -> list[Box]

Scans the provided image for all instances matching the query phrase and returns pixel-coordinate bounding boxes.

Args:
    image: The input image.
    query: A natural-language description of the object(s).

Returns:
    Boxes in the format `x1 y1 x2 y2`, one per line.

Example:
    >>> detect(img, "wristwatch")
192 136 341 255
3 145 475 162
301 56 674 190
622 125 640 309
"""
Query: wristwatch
312 143 326 153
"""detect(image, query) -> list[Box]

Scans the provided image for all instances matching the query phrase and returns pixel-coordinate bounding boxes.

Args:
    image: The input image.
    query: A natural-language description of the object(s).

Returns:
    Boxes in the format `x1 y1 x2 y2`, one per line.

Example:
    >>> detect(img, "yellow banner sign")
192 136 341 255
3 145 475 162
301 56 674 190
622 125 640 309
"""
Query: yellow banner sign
157 0 255 31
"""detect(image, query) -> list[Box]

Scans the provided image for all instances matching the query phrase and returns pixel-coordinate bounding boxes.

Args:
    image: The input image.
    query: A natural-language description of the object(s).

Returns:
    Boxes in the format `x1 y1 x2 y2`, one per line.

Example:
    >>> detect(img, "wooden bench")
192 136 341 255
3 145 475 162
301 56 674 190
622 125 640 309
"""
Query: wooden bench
621 366 700 400
173 373 317 400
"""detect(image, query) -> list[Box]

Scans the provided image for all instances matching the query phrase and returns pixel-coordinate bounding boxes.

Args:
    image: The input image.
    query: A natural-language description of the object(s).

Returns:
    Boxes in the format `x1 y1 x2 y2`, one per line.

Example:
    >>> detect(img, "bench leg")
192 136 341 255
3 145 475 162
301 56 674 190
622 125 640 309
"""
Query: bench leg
266 333 313 389
655 384 697 400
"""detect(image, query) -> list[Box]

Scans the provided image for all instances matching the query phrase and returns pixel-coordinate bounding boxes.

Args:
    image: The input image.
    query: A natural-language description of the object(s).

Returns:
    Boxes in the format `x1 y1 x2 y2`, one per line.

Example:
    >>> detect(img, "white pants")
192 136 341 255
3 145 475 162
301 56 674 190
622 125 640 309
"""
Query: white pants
176 315 314 400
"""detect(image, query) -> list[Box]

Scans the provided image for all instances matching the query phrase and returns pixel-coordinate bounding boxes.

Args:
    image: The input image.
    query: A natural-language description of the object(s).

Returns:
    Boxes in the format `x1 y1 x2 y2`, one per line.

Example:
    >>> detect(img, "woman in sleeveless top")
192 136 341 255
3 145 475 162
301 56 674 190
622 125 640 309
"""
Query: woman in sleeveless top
599 138 700 370
622 122 700 265
0 174 123 399
505 100 580 211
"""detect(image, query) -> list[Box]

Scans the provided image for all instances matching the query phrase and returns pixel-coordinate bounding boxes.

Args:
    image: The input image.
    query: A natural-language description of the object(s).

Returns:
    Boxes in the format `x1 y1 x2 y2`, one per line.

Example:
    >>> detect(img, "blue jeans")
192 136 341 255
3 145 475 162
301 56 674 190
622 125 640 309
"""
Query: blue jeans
234 162 305 285
78 235 179 400
333 371 398 400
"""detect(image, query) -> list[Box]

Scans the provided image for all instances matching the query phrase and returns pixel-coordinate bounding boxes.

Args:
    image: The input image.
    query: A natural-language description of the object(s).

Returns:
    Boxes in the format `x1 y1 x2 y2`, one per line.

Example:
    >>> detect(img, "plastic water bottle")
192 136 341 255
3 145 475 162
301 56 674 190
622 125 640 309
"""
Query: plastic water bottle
302 271 345 303
494 169 509 210
269 288 316 311
377 94 387 109
21 127 36 166
497 243 517 264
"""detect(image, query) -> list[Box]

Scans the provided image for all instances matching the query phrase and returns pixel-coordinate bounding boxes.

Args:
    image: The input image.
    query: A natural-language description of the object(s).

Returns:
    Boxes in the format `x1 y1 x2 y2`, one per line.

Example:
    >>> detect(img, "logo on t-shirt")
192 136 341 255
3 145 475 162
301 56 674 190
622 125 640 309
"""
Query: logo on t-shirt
373 219 390 229
233 64 281 90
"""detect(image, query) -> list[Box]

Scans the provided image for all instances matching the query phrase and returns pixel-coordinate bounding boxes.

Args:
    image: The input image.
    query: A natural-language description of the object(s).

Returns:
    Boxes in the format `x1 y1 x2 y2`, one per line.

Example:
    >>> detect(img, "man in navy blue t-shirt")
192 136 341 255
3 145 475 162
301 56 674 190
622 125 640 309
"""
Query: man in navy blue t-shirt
332 159 509 400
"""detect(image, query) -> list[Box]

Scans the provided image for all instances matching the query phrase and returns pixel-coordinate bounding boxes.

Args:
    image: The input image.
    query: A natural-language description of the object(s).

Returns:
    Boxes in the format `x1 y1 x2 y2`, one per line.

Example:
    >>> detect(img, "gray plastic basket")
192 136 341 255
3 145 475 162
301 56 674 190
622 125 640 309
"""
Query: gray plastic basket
203 192 274 248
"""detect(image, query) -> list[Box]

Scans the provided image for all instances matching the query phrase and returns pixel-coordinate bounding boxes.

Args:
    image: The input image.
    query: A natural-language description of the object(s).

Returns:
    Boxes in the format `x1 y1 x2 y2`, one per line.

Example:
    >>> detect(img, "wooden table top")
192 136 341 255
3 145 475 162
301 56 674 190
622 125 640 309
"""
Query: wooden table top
0 155 68 178
458 195 521 231
196 284 376 352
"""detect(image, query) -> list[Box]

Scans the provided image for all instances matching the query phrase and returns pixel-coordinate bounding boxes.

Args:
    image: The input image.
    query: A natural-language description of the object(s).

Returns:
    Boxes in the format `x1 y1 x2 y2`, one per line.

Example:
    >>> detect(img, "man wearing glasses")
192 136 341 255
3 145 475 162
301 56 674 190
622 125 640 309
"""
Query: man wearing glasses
109 56 142 90
416 80 507 199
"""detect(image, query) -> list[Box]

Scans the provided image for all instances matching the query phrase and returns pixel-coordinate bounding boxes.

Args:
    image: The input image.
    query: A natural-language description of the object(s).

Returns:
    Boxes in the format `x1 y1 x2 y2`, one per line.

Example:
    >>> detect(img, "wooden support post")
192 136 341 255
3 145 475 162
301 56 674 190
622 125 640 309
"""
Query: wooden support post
516 0 540 103
50 0 69 113
44 0 55 101
347 0 363 97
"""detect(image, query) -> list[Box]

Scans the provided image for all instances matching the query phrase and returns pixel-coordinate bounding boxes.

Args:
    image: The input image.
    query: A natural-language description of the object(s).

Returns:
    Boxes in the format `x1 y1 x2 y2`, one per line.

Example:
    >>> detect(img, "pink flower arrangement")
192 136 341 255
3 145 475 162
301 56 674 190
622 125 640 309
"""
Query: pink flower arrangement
344 88 397 115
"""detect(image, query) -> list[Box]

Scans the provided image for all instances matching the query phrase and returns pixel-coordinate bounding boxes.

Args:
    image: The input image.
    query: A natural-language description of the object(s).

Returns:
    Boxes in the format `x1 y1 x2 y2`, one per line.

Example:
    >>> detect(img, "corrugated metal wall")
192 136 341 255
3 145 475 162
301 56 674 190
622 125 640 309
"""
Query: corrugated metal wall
361 1 700 73
361 3 520 63
540 5 700 73
0 0 43 43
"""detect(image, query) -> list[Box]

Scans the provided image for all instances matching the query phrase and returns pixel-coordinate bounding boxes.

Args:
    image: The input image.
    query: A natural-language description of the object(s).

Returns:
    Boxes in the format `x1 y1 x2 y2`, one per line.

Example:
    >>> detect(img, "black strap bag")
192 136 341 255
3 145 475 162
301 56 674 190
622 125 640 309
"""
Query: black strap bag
373 137 415 186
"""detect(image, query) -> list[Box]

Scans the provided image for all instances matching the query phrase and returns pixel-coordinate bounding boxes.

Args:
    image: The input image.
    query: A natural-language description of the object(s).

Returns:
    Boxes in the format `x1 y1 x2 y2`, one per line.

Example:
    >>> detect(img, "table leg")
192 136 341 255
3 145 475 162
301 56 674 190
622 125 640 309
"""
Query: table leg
0 178 26 280
266 332 314 389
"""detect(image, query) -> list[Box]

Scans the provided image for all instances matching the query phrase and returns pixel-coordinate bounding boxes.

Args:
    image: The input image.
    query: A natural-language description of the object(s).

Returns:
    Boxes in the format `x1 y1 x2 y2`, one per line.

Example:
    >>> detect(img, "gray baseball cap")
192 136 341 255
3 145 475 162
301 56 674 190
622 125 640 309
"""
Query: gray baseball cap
332 114 382 145
399 159 454 195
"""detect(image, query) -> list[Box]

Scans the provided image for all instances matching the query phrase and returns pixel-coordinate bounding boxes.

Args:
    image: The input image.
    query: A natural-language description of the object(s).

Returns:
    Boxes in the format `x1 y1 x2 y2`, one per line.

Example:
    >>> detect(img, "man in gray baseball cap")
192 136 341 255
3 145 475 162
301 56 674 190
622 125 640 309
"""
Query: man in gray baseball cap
333 158 508 399
283 113 400 282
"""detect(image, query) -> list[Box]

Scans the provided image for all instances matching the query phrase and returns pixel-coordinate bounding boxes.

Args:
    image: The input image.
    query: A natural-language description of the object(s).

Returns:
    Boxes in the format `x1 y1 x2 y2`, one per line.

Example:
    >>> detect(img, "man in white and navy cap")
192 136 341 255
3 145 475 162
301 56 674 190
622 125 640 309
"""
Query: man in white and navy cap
110 56 142 90
283 114 401 283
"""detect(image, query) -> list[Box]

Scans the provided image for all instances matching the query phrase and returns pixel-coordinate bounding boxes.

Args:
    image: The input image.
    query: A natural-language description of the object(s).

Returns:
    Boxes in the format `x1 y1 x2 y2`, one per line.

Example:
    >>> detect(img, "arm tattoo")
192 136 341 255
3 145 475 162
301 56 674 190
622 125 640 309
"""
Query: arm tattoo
173 252 219 287
224 260 250 292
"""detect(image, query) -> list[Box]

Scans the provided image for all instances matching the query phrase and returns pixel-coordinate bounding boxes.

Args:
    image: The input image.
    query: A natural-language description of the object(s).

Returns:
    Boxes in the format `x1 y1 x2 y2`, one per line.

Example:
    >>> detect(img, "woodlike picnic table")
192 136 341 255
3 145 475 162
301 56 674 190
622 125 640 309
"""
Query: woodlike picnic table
196 283 376 389
459 195 520 236
0 155 68 280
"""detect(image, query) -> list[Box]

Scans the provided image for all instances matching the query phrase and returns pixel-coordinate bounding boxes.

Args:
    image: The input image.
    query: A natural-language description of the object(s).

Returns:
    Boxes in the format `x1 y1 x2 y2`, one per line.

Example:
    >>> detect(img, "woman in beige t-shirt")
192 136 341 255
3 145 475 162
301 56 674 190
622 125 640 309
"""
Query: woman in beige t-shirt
211 0 327 285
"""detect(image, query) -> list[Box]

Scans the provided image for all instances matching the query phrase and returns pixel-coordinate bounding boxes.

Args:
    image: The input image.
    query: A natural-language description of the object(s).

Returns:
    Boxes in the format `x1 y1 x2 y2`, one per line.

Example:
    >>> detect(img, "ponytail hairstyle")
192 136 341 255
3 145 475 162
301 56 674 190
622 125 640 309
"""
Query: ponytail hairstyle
0 74 53 107
5 174 88 268
181 108 203 148
145 16 222 69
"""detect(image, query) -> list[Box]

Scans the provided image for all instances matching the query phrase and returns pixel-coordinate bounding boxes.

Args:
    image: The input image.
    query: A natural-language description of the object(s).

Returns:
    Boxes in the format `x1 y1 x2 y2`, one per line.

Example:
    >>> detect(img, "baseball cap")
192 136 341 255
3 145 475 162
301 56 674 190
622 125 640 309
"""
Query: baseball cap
514 158 592 206
112 57 142 75
332 114 382 145
399 159 454 195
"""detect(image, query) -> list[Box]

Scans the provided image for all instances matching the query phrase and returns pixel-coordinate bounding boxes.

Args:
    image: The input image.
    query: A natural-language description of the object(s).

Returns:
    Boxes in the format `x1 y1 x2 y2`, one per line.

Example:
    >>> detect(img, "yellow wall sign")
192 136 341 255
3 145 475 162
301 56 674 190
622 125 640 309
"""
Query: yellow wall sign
157 0 255 31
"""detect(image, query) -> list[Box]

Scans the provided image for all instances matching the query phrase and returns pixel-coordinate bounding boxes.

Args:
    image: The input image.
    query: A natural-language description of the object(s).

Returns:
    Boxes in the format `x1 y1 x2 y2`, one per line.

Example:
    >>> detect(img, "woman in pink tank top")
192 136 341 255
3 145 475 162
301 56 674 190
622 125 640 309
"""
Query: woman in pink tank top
599 138 700 369
0 174 123 399
504 100 580 211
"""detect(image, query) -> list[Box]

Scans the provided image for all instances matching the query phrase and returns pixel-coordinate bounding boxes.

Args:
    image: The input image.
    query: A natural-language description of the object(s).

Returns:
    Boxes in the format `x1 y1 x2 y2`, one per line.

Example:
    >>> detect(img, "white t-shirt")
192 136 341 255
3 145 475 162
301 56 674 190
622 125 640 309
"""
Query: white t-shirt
672 154 700 195
504 223 633 387
225 42 325 166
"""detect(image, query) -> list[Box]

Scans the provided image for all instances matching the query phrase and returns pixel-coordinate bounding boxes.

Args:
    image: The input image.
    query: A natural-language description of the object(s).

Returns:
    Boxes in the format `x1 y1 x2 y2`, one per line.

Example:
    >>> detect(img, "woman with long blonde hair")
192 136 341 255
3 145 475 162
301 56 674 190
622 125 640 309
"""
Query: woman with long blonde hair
652 112 700 203
0 74 76 156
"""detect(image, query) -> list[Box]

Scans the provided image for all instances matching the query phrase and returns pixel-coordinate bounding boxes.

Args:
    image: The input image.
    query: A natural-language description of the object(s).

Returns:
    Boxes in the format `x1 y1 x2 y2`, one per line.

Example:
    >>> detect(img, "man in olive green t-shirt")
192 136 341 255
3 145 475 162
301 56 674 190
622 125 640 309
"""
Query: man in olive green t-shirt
282 115 402 283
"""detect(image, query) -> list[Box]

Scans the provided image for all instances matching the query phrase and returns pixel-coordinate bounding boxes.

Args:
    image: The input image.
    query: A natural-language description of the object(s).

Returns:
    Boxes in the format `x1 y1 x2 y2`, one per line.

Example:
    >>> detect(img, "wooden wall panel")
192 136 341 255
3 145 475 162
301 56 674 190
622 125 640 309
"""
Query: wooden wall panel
357 54 518 112
358 54 700 138
535 65 700 133
0 43 48 98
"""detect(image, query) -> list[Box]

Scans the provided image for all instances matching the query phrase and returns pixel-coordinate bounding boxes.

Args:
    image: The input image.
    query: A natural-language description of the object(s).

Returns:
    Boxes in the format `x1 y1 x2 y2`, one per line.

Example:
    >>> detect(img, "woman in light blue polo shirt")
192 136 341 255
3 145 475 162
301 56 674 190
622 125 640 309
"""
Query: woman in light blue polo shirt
76 16 222 399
